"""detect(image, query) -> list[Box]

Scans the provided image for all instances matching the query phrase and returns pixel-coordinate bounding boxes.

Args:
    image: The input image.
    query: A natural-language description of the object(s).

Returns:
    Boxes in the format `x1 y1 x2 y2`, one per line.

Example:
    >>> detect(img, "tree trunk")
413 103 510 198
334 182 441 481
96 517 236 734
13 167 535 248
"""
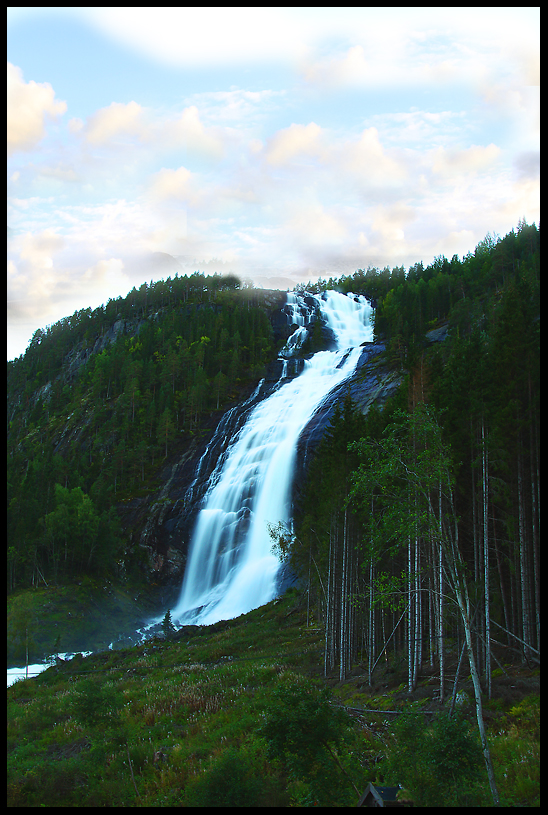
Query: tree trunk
368 557 374 686
529 383 540 650
517 430 532 661
442 503 500 807
339 508 348 681
439 543 445 702
407 535 414 692
455 582 500 806
482 417 491 697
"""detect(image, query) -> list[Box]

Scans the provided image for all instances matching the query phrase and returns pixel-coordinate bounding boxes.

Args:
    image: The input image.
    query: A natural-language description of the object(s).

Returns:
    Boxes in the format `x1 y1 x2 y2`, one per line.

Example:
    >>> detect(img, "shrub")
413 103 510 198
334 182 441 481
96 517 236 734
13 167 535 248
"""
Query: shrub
379 710 484 806
184 746 261 806
71 678 122 728
259 680 360 806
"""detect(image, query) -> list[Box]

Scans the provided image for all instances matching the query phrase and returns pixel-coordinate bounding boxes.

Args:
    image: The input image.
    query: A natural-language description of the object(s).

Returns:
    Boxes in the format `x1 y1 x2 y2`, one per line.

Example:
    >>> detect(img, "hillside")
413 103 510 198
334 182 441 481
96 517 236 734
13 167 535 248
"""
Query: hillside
8 277 286 596
7 587 539 806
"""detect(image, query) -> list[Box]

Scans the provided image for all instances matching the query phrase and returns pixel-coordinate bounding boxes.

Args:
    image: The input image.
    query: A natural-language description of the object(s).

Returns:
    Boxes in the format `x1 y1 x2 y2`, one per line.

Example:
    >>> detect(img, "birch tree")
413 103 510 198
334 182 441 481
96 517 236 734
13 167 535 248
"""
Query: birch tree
350 404 500 806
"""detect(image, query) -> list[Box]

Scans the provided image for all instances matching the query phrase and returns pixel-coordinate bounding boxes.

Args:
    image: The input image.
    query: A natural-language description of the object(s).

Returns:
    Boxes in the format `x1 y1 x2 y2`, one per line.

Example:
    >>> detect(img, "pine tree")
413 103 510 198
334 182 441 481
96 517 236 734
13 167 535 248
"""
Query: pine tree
161 609 176 637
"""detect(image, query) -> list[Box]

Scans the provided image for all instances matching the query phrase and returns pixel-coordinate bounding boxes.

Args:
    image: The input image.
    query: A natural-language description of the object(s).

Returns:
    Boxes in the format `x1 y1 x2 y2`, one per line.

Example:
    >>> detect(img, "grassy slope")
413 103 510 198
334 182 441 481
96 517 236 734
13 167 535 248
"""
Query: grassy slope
7 588 539 807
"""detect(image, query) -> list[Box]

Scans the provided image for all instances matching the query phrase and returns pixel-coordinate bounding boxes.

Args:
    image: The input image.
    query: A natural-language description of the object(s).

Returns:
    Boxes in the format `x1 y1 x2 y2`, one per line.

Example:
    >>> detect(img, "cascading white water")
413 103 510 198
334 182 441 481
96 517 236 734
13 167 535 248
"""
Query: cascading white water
172 290 373 625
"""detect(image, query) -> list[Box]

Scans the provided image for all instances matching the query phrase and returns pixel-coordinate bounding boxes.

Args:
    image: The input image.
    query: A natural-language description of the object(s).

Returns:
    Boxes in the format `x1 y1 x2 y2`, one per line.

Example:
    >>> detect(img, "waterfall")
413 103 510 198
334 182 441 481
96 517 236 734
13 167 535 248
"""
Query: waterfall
172 290 373 625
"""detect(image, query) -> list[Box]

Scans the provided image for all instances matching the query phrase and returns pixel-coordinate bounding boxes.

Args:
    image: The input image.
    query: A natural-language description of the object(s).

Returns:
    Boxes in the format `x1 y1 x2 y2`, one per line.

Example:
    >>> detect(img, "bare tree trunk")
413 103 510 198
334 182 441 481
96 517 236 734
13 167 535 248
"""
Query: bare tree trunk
324 529 334 677
528 383 540 650
368 557 375 686
517 430 532 661
448 639 466 718
482 417 491 697
439 544 445 702
339 508 348 681
443 495 500 806
414 539 422 687
493 521 511 645
454 581 500 806
407 535 414 692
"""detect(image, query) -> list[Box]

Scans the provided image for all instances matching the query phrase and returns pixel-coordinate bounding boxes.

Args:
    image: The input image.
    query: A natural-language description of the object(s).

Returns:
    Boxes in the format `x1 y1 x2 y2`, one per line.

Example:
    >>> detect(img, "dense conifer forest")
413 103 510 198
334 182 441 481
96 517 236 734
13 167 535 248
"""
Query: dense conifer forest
288 220 540 684
8 273 278 589
7 221 540 806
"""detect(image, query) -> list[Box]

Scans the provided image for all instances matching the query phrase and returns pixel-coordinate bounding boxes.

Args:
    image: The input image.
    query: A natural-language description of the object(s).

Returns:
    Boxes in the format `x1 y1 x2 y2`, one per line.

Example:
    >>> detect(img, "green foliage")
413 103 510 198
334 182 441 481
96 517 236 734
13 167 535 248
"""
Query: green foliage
161 609 176 637
40 484 123 582
71 678 123 728
184 746 261 806
350 403 456 563
7 278 277 590
490 695 540 806
6 589 539 808
260 680 359 805
379 710 484 806
7 589 324 807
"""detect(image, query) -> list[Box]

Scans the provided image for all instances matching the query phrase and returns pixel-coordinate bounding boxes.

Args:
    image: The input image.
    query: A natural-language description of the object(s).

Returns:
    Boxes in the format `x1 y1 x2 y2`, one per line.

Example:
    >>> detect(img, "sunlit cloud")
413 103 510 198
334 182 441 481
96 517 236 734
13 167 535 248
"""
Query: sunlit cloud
265 122 325 166
7 62 67 156
83 100 145 146
300 45 370 89
431 144 501 178
7 7 539 359
83 257 130 292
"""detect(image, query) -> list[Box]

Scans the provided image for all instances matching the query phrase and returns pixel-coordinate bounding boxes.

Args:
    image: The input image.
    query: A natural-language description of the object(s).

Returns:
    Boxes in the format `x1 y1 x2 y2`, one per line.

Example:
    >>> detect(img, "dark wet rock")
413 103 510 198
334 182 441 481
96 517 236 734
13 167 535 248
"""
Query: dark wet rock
425 323 449 343
292 343 401 507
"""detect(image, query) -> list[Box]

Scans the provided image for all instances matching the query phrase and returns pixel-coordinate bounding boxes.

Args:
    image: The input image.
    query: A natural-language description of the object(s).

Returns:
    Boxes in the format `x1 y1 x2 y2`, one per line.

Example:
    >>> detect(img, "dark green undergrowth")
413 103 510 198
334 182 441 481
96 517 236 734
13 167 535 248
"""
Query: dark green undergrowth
7 576 159 665
7 588 540 807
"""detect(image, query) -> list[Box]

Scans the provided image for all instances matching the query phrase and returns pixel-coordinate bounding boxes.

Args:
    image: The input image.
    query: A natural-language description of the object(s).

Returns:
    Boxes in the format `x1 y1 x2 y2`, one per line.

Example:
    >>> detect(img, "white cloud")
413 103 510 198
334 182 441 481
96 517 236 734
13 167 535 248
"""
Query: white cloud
342 128 407 187
164 106 225 160
18 228 64 272
7 62 67 156
83 258 130 292
84 7 304 67
7 230 65 330
7 7 539 359
371 203 416 244
83 100 145 146
285 202 348 246
266 122 325 166
300 45 369 88
147 167 198 205
431 143 501 177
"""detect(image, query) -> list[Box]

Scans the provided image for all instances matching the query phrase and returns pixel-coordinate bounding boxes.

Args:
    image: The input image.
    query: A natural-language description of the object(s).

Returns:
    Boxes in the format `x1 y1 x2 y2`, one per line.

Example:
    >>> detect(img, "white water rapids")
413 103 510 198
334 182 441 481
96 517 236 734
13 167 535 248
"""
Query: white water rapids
172 290 373 626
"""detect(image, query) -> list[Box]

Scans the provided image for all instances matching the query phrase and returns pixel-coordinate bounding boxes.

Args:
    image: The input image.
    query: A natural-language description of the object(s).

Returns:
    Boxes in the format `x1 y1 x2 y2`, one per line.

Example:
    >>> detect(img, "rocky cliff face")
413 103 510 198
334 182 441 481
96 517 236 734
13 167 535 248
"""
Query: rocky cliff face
293 342 401 499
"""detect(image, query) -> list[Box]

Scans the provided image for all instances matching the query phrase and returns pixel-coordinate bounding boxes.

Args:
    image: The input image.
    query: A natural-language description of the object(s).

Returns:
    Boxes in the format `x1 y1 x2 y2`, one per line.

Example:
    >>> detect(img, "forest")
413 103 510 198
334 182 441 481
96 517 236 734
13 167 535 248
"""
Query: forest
288 220 540 686
277 220 539 804
8 273 279 588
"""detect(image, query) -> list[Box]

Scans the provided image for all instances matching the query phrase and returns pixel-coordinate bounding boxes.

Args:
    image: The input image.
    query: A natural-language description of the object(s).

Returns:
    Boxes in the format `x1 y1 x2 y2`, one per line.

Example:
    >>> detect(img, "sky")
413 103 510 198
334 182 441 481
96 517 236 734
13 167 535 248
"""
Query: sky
7 7 540 361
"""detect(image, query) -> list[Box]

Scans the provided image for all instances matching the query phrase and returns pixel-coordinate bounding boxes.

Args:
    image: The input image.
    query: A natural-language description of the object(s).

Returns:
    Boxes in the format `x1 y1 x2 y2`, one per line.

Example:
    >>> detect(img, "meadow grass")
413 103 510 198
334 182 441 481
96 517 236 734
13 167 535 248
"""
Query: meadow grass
7 588 539 807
